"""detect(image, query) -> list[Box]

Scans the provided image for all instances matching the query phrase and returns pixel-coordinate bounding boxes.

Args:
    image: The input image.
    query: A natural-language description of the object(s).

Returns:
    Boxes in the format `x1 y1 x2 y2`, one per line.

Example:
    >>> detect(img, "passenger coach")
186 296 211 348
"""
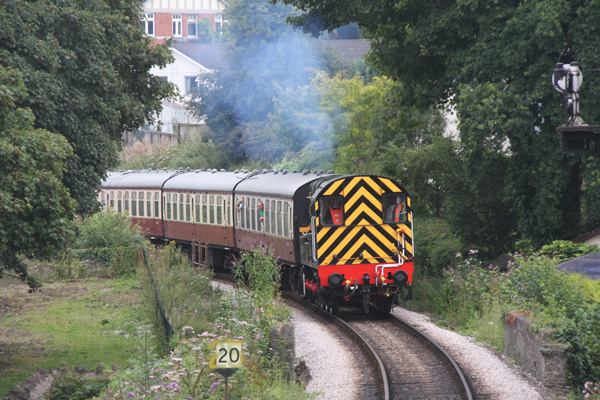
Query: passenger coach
99 168 414 314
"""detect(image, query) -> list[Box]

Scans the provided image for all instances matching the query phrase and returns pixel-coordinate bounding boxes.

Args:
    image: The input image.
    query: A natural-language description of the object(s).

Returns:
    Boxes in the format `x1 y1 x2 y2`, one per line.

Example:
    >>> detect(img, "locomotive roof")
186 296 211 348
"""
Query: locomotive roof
234 170 335 198
163 169 251 192
310 174 410 199
101 169 182 189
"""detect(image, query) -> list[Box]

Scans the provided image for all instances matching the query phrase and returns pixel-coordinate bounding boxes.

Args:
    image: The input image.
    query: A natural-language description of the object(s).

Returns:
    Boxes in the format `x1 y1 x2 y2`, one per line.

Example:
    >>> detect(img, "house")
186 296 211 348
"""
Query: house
146 42 226 134
141 0 228 40
147 39 371 134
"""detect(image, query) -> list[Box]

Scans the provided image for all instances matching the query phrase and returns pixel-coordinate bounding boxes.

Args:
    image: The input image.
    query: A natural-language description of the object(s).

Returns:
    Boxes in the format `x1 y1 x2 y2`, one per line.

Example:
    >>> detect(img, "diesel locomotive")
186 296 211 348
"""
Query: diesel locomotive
99 168 414 313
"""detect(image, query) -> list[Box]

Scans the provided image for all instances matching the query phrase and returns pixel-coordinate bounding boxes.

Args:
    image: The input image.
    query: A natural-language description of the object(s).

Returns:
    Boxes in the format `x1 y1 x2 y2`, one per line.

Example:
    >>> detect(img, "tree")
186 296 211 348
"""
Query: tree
188 0 352 166
0 0 174 214
279 0 600 251
0 66 75 290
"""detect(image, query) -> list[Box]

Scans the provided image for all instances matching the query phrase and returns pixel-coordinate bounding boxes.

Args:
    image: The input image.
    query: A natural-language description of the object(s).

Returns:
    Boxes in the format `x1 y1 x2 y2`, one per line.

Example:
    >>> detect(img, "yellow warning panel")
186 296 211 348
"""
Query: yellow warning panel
209 340 244 369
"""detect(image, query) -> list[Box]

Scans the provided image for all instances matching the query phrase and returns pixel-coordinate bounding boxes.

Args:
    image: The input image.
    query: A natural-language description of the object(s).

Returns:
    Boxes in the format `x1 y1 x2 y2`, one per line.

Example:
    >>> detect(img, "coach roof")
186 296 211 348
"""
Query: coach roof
163 169 252 192
234 170 334 197
101 169 180 189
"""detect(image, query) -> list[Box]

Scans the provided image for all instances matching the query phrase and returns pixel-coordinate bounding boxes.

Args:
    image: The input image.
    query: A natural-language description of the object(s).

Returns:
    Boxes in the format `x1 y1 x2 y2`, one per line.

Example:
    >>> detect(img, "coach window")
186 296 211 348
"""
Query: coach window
178 194 184 221
235 196 244 228
201 194 207 223
383 194 406 223
215 195 222 225
275 201 282 236
284 202 291 237
146 192 151 217
154 192 160 218
124 191 130 214
195 195 201 223
225 196 231 225
137 192 143 217
248 198 255 230
263 200 270 234
117 191 122 213
243 199 250 229
185 194 191 222
132 192 138 216
171 193 176 220
208 195 214 224
164 193 170 219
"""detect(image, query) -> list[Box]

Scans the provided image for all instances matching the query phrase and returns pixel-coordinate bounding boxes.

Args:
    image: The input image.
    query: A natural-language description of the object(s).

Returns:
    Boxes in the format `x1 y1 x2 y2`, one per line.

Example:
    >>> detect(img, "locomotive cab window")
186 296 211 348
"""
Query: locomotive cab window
320 196 344 226
383 194 407 223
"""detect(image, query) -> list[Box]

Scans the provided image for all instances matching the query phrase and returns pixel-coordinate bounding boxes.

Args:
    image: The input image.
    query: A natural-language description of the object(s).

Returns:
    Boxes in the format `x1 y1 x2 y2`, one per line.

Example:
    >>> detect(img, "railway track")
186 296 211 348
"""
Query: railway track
283 290 473 400
213 274 472 399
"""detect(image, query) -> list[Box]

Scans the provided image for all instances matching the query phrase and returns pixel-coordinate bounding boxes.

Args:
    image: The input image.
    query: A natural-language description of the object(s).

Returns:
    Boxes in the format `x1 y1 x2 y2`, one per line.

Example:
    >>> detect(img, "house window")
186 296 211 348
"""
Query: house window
173 14 182 37
141 13 154 35
187 14 197 37
185 76 200 93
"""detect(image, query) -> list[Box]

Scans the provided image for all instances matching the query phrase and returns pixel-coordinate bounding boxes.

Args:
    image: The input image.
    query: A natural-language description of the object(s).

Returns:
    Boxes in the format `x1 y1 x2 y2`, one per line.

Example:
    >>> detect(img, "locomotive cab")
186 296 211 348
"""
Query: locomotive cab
299 175 414 314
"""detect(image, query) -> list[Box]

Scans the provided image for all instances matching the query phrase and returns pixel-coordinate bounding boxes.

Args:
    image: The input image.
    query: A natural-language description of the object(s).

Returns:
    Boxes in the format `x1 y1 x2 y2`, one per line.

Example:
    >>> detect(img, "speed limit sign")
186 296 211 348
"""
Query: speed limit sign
209 340 243 369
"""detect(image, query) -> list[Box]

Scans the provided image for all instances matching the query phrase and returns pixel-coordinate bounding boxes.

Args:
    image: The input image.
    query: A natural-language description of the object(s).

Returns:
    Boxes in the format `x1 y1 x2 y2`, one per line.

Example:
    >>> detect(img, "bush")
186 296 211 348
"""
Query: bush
72 210 146 276
413 216 463 277
537 240 598 263
45 370 109 400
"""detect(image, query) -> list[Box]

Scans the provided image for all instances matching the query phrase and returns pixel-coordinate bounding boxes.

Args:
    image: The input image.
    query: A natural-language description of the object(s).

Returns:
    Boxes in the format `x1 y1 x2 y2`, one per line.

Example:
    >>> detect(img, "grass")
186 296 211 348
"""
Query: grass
0 274 145 397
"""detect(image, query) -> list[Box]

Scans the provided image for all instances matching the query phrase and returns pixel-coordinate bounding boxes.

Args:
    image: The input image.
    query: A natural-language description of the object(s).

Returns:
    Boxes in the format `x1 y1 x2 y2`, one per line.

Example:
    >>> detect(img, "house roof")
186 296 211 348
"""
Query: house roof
557 251 600 279
322 39 371 63
172 41 227 70
573 227 600 243
170 39 371 71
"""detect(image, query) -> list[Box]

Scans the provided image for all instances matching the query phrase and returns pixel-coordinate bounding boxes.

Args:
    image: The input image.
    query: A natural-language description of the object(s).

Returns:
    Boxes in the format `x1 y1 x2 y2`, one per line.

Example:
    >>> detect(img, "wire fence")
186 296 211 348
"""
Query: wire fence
141 248 175 343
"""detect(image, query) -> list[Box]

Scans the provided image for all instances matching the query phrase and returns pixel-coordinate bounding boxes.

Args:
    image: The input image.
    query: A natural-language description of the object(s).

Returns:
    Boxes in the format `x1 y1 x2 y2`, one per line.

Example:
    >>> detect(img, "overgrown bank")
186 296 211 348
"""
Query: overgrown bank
3 211 307 399
408 238 600 398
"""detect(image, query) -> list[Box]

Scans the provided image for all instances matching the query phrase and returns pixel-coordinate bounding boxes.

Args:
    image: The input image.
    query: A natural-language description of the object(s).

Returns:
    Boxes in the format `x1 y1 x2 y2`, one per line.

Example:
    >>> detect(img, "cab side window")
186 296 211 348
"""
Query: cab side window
320 196 344 226
383 194 406 223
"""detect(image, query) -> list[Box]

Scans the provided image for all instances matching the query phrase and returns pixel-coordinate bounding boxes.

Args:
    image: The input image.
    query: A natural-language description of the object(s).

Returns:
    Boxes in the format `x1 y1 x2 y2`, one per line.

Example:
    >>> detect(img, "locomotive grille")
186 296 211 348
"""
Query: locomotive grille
316 176 413 266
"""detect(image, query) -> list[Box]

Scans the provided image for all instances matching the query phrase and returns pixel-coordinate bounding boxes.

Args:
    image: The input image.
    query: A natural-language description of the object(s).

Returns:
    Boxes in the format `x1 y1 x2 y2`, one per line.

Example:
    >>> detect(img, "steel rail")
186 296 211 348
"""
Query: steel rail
282 291 390 400
388 313 473 400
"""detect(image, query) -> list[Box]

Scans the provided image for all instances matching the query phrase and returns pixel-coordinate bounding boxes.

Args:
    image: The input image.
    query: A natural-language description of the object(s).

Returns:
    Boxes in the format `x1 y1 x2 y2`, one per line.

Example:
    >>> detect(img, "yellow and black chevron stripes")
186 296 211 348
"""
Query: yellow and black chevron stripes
315 176 413 265
317 224 413 265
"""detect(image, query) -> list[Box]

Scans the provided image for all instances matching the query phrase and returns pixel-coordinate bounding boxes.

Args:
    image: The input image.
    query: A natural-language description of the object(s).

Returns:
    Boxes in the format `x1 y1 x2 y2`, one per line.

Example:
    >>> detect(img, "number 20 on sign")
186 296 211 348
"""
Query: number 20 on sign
209 340 243 369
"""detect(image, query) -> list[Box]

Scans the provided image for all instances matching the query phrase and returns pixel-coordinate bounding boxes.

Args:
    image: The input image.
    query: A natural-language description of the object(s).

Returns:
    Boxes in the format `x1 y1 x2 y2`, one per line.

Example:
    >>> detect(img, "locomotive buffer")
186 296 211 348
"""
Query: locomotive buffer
553 62 600 156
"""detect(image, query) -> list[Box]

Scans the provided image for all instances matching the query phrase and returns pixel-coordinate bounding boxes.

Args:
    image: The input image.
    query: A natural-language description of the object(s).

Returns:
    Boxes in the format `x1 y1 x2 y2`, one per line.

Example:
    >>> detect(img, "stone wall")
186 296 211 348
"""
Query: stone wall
505 312 569 391
123 130 179 147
